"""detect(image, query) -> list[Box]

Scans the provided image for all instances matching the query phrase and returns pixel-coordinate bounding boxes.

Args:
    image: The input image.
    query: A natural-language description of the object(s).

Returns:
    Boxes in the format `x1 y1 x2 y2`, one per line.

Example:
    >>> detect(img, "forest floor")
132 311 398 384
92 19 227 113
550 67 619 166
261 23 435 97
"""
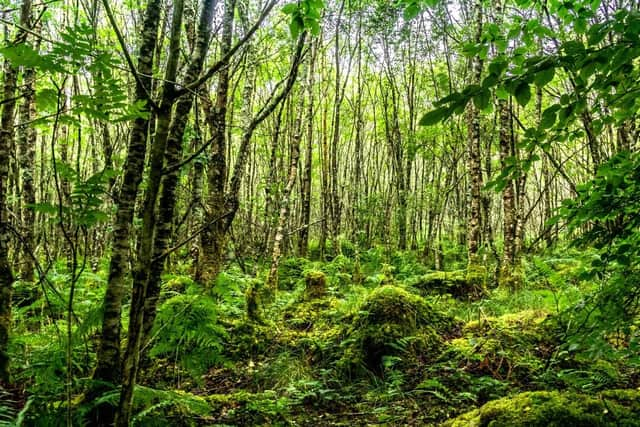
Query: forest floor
8 244 640 425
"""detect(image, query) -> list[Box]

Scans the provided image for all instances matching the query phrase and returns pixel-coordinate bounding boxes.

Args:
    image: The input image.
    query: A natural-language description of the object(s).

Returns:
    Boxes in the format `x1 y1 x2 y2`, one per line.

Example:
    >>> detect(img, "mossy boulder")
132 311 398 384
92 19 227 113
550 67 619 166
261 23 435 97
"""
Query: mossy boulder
282 295 339 331
411 270 467 295
303 270 327 300
443 389 640 426
224 320 275 360
411 268 486 299
444 310 554 384
340 285 457 376
277 257 311 290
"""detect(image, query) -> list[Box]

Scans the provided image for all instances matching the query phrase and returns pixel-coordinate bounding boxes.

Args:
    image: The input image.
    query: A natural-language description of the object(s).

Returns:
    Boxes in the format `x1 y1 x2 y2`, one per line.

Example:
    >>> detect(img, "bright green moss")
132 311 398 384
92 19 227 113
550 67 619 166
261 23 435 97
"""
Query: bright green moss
443 389 640 427
339 285 457 376
303 270 327 300
411 266 486 299
444 310 553 383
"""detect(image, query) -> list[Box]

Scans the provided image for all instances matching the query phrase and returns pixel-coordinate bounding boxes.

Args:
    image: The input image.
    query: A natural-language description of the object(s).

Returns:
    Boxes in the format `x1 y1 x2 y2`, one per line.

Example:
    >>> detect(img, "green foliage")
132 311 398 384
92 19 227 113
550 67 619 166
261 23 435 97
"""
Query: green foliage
150 295 227 379
556 151 640 360
80 385 211 427
208 391 291 425
29 164 114 227
282 0 324 38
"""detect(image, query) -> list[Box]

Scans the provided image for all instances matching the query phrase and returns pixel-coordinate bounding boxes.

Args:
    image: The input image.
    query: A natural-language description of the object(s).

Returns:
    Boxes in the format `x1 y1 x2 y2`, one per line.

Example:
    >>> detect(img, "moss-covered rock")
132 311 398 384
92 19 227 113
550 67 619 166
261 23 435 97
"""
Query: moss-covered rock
442 389 640 426
411 270 467 294
411 267 486 299
444 310 554 384
339 285 457 376
303 270 327 300
282 295 339 331
277 257 311 290
224 320 275 360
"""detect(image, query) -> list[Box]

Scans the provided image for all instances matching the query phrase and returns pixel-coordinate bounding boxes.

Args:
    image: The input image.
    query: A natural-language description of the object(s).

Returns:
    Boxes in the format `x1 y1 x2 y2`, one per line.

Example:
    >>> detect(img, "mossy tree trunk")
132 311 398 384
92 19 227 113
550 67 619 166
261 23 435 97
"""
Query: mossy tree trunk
198 0 236 286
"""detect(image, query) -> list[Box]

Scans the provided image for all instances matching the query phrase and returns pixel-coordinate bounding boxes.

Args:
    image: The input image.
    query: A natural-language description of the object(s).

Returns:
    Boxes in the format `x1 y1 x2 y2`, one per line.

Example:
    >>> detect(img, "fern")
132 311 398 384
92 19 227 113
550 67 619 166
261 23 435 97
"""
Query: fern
80 385 210 427
150 294 228 379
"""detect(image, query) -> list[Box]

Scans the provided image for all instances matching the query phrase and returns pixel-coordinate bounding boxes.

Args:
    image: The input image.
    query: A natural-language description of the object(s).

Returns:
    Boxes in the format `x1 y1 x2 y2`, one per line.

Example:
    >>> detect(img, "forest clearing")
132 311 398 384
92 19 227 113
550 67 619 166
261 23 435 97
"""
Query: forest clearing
1 0 640 425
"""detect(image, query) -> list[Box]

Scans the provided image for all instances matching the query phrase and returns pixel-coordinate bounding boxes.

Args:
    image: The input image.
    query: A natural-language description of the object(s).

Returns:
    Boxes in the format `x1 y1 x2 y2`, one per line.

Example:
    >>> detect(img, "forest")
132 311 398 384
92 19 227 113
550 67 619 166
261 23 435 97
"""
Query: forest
0 0 640 424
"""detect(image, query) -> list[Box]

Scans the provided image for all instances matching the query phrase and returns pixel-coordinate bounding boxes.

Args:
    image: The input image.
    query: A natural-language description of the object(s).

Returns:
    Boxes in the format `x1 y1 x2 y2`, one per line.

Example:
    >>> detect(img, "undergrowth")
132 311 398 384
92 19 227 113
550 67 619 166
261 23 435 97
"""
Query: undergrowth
4 243 640 425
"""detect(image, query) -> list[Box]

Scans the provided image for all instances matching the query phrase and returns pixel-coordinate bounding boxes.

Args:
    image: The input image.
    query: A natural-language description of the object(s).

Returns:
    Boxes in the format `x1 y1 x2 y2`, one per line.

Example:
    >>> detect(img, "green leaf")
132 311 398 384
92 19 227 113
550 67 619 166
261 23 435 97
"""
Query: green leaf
496 87 509 100
419 106 452 126
515 82 531 106
282 3 298 14
473 89 491 110
403 2 420 20
534 67 555 87
289 15 303 39
539 106 559 130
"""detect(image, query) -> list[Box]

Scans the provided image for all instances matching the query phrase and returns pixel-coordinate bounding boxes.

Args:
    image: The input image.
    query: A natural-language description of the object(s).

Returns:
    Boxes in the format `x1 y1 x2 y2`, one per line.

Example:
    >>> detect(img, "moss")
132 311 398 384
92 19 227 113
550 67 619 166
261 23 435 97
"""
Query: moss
162 274 196 294
466 262 488 298
303 270 327 300
499 264 524 291
444 310 554 383
282 296 339 331
207 390 291 425
443 389 640 427
339 285 457 376
225 320 275 360
245 279 264 323
277 257 311 290
411 270 467 295
411 267 486 299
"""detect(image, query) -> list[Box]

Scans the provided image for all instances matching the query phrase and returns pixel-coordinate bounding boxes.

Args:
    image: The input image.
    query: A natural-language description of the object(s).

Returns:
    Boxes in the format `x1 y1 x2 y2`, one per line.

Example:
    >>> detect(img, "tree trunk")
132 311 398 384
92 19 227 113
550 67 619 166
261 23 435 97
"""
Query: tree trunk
197 0 236 286
92 0 162 401
17 12 37 283
0 0 32 385
466 0 484 267
298 41 316 257
499 98 517 286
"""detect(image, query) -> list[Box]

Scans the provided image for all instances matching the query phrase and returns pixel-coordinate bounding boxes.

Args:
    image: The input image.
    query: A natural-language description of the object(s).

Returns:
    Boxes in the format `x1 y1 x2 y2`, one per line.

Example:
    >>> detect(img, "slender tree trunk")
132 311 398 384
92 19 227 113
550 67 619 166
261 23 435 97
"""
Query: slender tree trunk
116 0 214 423
201 31 307 283
267 78 305 291
197 0 236 286
298 42 316 257
466 0 484 268
17 15 37 283
499 98 517 286
0 0 32 385
92 0 162 400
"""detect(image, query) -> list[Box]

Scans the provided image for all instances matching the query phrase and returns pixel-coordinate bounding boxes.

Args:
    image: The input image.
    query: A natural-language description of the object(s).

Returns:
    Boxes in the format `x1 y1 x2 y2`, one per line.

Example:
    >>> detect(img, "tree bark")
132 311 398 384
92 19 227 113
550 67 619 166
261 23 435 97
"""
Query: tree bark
0 0 32 385
466 0 484 267
92 0 162 400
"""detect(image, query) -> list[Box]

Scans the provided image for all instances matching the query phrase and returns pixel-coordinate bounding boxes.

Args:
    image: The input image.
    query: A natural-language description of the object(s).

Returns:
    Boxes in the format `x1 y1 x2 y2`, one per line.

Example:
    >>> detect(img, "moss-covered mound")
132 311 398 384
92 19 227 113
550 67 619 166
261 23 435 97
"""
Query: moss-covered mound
444 310 555 384
303 270 327 300
411 268 486 299
443 389 640 426
340 285 457 376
